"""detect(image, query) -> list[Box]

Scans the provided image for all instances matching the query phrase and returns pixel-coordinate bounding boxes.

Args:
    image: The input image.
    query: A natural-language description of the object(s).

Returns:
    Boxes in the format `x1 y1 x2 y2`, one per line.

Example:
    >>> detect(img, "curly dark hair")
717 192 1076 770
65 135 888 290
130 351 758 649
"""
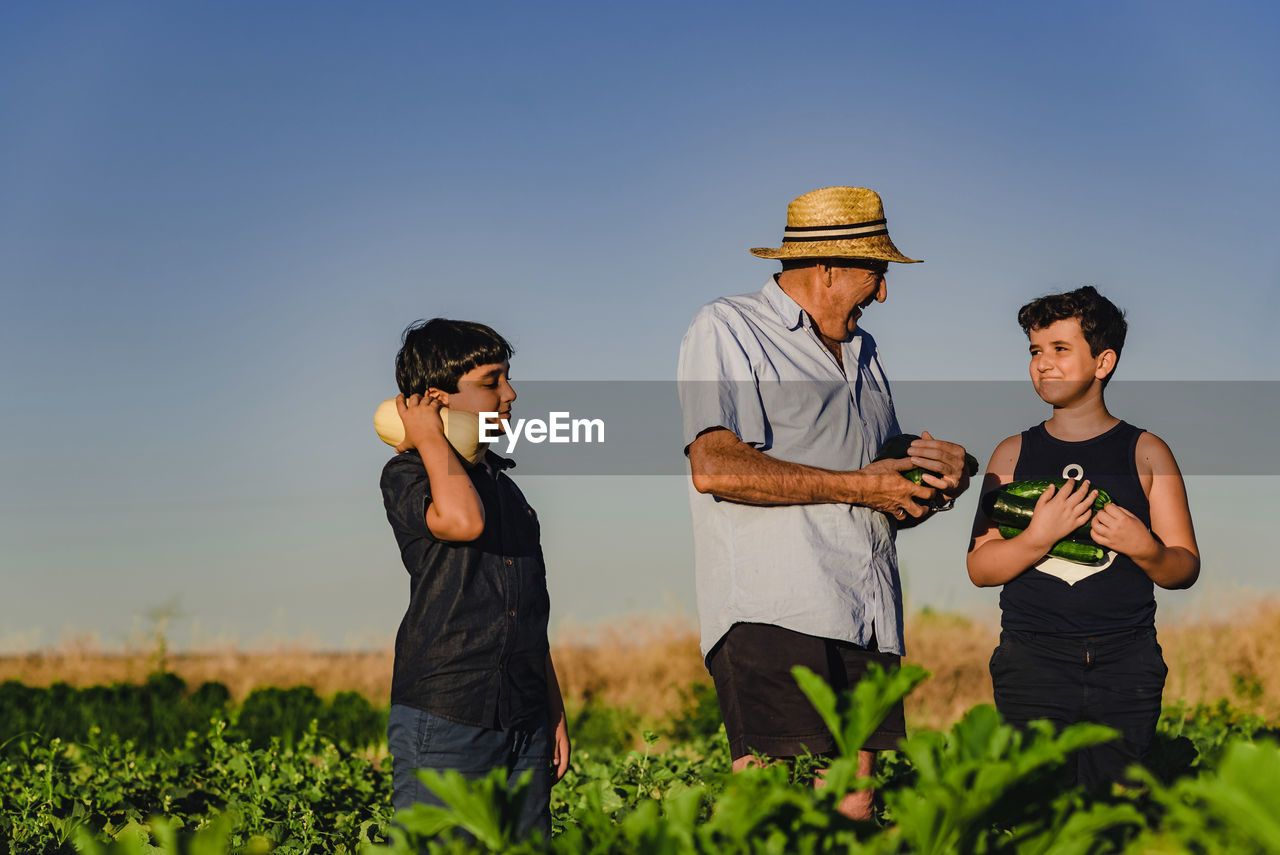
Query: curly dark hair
395 318 514 396
1017 285 1127 369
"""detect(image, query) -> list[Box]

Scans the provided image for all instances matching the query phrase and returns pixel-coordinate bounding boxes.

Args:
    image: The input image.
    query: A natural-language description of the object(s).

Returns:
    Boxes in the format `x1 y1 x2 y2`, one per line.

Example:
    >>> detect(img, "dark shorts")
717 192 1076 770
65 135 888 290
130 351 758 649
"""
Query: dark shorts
707 622 907 760
990 627 1167 790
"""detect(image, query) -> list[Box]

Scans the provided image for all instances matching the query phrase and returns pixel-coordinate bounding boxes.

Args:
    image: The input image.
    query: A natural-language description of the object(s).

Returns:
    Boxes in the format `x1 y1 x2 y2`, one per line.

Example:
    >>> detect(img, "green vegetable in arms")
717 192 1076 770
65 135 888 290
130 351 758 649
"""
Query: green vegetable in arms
983 491 1099 544
996 525 1107 565
1000 478 1111 510
984 479 1113 565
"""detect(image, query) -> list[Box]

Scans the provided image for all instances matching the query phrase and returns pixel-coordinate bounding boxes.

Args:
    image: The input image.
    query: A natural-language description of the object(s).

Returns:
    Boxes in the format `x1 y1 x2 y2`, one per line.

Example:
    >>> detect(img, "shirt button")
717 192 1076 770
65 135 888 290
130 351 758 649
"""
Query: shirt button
505 558 513 566
508 610 516 617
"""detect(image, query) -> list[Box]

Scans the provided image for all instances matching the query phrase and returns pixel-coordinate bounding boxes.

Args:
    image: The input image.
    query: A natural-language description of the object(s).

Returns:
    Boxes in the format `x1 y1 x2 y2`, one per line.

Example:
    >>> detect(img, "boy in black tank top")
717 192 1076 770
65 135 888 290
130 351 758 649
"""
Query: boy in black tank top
966 286 1200 791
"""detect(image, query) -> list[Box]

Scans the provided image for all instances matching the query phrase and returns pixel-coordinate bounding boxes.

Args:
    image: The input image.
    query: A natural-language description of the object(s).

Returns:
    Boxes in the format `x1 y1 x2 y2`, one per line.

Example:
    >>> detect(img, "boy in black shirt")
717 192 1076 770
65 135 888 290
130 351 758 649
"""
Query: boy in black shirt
380 318 569 838
967 286 1199 789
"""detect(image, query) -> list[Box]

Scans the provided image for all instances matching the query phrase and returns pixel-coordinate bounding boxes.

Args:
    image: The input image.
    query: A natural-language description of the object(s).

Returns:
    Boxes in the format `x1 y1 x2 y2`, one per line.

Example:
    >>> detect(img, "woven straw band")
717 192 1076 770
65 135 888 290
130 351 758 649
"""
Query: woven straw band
783 219 888 242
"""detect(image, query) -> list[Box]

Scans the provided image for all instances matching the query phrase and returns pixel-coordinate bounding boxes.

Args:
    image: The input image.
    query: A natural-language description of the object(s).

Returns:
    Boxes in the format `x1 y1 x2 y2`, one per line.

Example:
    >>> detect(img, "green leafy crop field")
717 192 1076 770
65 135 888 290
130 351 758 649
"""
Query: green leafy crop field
4 665 1279 854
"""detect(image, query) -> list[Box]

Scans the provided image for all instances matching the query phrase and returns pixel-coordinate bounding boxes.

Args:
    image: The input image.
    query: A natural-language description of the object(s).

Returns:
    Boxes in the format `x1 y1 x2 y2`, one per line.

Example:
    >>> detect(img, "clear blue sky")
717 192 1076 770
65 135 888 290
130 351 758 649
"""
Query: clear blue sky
2 1 1277 650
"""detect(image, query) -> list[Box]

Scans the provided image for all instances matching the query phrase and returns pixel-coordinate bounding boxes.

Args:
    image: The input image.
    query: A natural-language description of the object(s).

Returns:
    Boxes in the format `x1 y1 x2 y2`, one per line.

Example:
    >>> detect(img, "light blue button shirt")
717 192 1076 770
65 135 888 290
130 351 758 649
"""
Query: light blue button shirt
677 278 905 658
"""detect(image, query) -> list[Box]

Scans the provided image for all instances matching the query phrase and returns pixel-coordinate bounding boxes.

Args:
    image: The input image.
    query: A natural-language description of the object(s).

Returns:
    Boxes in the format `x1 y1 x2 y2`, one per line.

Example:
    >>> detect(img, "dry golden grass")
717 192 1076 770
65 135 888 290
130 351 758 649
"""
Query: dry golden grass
901 610 1000 730
2 601 1277 728
1159 599 1280 722
550 617 708 721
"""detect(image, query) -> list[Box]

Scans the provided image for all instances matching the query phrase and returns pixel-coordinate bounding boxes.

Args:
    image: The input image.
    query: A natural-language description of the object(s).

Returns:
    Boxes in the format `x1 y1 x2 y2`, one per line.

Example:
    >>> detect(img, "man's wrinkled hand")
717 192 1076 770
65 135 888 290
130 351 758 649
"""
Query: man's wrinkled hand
860 457 935 521
907 430 971 497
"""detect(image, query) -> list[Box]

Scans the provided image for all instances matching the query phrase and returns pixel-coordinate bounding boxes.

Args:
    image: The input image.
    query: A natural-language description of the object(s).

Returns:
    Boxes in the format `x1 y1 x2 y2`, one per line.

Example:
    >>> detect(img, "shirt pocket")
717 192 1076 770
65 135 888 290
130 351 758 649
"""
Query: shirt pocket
857 389 898 448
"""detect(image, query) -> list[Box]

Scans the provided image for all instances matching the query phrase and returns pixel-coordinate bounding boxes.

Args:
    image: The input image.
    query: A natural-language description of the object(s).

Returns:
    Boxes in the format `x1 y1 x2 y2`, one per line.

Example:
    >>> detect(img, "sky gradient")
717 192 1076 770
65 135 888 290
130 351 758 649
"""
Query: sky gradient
2 2 1277 650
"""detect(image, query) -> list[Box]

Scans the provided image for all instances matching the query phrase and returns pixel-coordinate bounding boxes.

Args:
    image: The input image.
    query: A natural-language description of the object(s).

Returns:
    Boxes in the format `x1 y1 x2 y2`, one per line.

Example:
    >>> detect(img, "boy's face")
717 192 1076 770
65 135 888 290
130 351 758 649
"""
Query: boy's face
431 361 515 434
1027 319 1115 406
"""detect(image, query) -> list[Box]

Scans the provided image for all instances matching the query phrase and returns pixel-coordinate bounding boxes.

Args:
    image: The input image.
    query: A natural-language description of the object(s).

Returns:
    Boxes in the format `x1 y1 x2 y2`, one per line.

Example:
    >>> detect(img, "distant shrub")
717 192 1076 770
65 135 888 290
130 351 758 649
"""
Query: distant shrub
0 674 387 754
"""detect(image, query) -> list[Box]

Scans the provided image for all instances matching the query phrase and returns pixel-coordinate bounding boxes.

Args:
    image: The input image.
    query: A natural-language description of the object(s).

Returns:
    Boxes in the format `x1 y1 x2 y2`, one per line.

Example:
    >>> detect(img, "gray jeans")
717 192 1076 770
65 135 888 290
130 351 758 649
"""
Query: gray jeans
387 704 553 841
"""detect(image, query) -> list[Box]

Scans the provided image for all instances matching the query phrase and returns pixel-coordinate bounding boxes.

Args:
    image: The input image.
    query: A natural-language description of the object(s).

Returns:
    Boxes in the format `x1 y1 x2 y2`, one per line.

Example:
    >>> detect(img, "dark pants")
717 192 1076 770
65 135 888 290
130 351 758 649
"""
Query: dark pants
990 628 1167 790
387 704 553 841
708 622 907 760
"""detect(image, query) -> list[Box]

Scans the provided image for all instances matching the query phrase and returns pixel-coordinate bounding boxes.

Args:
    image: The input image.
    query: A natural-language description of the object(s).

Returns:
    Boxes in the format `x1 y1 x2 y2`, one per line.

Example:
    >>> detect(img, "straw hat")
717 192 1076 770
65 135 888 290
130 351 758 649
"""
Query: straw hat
750 186 921 263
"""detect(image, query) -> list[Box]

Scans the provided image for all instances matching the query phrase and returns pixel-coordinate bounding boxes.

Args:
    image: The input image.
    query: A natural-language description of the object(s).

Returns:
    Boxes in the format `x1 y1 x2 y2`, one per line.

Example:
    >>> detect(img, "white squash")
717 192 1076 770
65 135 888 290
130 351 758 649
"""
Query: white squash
373 397 406 447
373 398 486 466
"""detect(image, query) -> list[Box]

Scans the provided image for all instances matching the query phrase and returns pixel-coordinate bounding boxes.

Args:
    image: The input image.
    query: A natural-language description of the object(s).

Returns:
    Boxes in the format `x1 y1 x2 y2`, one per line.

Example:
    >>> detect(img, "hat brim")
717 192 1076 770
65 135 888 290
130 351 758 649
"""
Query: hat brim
750 235 920 264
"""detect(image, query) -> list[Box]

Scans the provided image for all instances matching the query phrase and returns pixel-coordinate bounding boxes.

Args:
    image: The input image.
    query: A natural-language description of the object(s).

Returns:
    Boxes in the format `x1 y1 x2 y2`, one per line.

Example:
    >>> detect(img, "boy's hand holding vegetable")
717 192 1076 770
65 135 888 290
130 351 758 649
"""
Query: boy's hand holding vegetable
395 393 449 454
1023 479 1099 553
1090 502 1159 561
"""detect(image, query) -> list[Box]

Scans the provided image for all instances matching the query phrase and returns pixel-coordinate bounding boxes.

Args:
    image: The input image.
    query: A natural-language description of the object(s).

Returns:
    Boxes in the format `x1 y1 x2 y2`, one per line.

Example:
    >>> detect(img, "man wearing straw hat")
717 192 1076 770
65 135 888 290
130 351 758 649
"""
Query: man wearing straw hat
677 186 971 820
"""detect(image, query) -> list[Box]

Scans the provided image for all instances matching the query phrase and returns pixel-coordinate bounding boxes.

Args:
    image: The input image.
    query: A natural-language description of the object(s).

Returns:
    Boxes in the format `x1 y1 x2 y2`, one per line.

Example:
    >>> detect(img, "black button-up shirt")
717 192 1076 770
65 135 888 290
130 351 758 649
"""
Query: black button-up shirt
380 450 550 729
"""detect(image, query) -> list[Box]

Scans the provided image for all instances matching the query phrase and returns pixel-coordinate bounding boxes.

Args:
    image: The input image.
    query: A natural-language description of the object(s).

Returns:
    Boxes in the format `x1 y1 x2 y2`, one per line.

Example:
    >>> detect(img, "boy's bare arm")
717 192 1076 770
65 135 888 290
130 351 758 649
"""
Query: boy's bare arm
397 394 486 542
1092 432 1200 589
546 652 570 781
966 436 1098 587
968 435 1039 586
688 428 936 518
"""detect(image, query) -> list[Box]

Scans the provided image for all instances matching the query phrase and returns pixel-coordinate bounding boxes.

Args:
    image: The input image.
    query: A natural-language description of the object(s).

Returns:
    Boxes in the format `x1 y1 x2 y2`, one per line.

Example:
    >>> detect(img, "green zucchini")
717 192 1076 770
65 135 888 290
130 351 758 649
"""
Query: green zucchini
1003 479 1111 510
983 491 1098 544
996 525 1107 565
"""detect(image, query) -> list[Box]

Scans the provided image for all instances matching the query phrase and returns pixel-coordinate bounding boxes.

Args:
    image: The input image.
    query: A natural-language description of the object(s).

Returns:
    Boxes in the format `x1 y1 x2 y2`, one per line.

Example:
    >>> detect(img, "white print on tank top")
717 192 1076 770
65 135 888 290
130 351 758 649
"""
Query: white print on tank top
1032 462 1117 586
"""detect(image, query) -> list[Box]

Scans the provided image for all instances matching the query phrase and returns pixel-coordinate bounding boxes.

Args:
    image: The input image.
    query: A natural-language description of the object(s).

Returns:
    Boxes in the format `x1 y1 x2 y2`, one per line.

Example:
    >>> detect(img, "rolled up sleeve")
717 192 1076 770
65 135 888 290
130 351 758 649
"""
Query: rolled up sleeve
380 455 436 540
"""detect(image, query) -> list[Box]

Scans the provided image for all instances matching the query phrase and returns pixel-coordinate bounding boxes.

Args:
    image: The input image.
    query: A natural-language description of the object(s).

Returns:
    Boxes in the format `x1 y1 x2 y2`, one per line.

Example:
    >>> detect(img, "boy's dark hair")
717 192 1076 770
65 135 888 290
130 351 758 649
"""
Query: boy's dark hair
1018 286 1128 377
395 319 514 396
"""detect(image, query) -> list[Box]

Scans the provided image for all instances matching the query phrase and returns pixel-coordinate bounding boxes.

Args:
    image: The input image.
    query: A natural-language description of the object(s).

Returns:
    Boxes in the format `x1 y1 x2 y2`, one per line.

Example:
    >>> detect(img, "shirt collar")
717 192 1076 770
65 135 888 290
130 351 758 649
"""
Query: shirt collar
762 276 807 331
404 448 516 474
482 450 517 472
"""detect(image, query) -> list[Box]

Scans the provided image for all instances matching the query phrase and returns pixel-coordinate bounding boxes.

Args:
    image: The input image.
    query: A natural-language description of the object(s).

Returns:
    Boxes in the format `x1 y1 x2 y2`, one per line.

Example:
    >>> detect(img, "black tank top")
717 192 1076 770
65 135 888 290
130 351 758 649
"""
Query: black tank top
999 420 1155 634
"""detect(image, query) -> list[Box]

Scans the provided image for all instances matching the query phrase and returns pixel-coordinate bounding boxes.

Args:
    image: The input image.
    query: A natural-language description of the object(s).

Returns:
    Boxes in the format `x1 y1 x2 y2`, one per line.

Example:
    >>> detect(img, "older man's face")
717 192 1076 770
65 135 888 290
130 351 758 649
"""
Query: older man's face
827 260 888 332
